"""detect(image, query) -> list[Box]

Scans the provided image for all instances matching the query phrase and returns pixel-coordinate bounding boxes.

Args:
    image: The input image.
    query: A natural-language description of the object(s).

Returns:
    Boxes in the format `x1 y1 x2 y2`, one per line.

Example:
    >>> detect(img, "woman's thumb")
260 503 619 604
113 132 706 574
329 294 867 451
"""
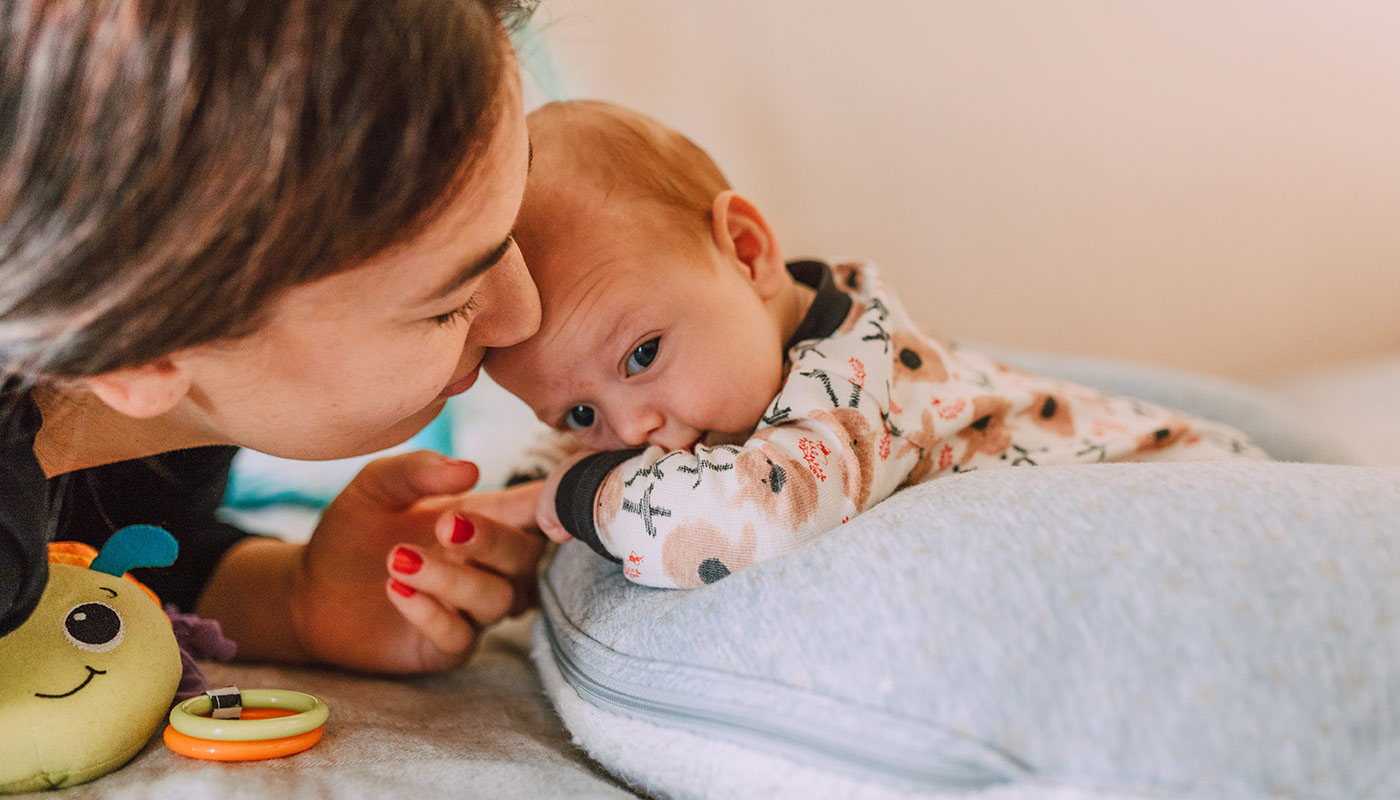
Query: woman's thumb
348 451 480 510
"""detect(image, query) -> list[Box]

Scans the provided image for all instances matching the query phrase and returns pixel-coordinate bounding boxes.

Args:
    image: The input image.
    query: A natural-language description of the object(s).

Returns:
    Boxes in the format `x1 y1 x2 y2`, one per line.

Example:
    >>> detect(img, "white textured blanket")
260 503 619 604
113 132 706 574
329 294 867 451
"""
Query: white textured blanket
11 616 634 800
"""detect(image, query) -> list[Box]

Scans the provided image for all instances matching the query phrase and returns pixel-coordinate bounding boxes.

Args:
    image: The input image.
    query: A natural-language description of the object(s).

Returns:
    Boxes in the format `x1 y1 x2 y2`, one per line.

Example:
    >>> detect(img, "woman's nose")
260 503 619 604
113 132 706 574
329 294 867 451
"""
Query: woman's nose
468 243 541 348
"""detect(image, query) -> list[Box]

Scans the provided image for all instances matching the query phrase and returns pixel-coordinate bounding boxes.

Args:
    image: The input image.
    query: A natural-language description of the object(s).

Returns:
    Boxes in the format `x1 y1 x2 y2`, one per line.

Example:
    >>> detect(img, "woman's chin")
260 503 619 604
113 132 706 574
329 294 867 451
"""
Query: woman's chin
360 400 451 454
263 400 450 462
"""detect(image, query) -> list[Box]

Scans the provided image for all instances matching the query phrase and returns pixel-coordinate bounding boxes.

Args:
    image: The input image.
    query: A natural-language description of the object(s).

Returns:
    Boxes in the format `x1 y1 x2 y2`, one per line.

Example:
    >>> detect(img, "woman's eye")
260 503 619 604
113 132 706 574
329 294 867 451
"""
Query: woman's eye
625 338 660 376
432 294 480 327
566 405 595 430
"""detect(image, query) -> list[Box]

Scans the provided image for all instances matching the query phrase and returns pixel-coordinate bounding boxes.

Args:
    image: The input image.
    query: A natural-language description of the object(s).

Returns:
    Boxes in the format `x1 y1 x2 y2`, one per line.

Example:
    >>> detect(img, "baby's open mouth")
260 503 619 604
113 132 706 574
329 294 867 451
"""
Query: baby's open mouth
34 665 106 699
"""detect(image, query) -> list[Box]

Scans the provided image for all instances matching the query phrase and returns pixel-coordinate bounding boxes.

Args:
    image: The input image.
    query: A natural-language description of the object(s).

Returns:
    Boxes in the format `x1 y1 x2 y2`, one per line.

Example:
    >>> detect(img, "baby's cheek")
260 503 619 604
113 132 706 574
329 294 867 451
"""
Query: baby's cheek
733 383 779 434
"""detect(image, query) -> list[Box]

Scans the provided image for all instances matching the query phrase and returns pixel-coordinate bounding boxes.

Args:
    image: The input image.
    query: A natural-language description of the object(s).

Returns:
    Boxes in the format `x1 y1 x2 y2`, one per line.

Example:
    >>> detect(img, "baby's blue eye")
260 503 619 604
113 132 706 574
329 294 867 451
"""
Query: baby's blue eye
626 338 660 376
566 405 595 430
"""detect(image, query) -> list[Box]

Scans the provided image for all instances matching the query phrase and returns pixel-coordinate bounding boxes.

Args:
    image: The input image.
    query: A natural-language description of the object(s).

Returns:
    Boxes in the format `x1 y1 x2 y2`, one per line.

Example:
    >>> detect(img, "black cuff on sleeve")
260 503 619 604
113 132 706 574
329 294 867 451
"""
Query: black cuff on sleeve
555 449 643 563
0 533 45 639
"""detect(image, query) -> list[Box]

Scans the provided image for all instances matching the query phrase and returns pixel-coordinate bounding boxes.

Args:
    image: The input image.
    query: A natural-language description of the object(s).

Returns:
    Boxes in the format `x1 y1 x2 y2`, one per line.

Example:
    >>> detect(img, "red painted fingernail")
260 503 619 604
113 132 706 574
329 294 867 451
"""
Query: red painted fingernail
389 579 416 598
391 547 423 574
451 516 475 543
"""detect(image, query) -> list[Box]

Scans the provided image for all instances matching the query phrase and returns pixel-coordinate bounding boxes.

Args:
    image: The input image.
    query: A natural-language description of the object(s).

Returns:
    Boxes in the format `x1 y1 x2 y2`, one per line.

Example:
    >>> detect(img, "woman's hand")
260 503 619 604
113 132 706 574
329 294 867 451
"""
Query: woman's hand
202 451 546 674
297 451 546 673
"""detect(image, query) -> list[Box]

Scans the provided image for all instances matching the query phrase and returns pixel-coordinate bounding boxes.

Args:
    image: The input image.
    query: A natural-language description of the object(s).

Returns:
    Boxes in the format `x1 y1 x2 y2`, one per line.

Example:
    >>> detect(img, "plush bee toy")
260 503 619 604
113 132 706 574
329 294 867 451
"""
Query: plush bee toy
0 526 181 792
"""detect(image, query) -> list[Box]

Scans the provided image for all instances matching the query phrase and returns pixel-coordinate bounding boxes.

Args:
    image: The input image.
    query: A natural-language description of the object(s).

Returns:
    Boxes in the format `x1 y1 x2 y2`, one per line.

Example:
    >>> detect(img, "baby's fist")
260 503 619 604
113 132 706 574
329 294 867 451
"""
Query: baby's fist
537 451 592 543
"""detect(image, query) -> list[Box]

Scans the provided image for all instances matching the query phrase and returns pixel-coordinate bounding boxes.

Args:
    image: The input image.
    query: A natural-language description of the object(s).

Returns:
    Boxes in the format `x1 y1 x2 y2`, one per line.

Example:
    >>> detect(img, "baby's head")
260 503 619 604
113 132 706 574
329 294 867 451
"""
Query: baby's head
485 100 799 452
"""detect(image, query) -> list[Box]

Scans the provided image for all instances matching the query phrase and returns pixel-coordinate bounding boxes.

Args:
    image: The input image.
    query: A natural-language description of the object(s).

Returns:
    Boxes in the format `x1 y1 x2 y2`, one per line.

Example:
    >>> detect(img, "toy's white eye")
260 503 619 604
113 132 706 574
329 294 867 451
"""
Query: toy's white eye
62 602 125 653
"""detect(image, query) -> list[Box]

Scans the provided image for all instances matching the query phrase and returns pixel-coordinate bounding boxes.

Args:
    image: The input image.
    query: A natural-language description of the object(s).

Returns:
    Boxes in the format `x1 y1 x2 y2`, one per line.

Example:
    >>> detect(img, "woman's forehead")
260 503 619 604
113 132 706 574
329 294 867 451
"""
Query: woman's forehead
337 72 531 306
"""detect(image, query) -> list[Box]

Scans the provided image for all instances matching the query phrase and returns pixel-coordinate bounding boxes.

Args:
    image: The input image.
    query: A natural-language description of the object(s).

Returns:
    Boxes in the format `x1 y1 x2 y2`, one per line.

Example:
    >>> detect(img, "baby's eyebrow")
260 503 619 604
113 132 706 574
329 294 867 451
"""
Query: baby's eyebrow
600 308 635 359
98 586 118 598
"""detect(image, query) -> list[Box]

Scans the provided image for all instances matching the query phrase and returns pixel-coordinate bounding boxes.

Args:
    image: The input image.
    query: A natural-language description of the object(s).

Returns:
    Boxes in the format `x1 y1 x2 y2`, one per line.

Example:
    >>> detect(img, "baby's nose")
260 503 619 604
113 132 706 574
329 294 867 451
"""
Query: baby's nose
614 407 665 448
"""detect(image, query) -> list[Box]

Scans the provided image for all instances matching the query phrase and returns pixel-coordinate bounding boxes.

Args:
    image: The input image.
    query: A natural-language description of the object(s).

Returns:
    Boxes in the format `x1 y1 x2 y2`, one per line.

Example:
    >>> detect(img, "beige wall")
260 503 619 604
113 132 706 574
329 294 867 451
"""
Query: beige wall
520 1 1400 379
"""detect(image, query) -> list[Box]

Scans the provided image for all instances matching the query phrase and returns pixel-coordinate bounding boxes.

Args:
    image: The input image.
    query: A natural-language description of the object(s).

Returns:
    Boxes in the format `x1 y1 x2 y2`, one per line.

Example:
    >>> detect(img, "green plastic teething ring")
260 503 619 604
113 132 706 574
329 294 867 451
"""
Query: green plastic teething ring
169 689 329 742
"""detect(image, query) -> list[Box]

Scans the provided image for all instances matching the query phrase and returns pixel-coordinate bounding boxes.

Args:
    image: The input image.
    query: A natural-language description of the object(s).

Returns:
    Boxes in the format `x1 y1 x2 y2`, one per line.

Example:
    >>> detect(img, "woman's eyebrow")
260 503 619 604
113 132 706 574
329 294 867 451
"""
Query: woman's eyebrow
422 235 514 304
418 140 534 305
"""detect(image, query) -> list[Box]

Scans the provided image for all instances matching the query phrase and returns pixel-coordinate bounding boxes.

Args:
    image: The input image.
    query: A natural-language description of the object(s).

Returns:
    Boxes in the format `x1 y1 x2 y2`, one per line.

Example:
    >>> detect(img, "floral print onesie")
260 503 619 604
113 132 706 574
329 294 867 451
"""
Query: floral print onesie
552 260 1268 589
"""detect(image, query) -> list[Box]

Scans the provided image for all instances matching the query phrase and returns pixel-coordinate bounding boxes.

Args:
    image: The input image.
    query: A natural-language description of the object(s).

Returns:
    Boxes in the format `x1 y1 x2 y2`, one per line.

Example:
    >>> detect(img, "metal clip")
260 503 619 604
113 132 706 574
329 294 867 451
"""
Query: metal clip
204 685 243 720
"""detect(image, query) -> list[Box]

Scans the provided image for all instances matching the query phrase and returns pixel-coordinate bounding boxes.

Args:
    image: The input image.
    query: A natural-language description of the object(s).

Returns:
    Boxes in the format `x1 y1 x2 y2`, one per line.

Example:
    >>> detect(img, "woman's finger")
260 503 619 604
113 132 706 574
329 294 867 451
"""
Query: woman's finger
348 451 480 511
452 481 543 531
386 545 516 626
383 579 477 659
433 512 546 578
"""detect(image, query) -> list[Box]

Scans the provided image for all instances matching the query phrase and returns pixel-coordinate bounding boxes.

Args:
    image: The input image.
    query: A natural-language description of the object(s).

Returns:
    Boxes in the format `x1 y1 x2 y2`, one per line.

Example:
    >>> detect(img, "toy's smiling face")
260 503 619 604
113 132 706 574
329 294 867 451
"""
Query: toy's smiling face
0 562 181 791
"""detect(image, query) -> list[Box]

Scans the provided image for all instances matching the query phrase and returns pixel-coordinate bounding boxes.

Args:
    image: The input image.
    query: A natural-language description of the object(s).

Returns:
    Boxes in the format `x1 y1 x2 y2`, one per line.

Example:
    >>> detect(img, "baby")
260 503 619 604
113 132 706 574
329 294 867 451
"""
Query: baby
484 100 1267 589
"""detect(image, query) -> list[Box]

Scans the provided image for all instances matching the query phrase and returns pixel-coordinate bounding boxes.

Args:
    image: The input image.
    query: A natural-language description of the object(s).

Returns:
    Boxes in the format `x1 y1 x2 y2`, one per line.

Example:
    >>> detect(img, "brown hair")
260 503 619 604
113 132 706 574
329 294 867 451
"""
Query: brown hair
0 0 536 380
528 100 731 239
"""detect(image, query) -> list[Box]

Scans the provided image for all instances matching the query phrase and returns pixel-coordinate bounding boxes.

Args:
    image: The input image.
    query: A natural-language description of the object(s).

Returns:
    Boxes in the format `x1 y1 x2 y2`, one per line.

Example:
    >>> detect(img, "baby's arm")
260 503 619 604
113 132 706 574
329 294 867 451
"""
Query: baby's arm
544 372 912 588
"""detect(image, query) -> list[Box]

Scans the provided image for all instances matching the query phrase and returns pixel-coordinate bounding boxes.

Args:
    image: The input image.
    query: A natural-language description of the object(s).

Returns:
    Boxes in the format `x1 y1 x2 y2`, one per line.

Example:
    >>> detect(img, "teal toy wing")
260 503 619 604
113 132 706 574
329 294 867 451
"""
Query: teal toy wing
89 525 178 578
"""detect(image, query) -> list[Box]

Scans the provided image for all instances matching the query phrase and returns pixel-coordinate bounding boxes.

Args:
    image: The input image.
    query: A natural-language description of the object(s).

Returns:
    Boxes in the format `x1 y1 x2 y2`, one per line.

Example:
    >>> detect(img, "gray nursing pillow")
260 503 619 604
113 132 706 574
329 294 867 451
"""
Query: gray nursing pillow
536 350 1400 799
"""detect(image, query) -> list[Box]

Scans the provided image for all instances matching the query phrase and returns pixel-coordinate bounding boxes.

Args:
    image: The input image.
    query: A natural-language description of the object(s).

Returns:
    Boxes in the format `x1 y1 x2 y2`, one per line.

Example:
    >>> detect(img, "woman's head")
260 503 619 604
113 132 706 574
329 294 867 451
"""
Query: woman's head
2 0 544 459
0 0 533 380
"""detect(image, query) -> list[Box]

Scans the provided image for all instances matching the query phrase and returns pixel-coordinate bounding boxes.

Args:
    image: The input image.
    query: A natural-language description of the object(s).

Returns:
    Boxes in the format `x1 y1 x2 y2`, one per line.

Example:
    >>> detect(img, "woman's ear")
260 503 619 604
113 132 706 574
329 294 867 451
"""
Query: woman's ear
710 190 787 300
84 357 192 419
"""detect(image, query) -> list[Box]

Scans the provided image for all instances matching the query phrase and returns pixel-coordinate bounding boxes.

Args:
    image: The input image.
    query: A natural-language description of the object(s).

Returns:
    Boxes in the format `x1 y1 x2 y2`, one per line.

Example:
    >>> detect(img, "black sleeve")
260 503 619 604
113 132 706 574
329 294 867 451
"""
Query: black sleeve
554 448 643 563
2 385 257 636
56 446 257 613
0 393 52 638
0 461 47 637
0 533 44 638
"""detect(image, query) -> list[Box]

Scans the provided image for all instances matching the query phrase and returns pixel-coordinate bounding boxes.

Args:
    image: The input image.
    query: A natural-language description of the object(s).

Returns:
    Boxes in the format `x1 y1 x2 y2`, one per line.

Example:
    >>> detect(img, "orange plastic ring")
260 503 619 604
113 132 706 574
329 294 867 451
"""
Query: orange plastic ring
163 709 323 761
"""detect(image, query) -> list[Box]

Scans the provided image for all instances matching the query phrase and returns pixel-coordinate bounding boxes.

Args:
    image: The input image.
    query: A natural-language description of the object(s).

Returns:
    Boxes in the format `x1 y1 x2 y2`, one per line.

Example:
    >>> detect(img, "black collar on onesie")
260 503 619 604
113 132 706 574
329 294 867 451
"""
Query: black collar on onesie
783 260 854 352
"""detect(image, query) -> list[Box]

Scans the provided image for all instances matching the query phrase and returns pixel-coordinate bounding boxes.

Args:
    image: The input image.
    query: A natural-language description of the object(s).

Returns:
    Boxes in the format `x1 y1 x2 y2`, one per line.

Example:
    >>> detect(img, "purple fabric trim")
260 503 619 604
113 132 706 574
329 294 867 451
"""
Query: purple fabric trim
164 604 237 702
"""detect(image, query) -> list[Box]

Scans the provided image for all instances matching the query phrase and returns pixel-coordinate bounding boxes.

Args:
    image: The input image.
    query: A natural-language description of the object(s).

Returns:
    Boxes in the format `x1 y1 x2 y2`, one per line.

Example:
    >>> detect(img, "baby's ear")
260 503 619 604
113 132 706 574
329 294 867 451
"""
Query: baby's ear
710 190 787 300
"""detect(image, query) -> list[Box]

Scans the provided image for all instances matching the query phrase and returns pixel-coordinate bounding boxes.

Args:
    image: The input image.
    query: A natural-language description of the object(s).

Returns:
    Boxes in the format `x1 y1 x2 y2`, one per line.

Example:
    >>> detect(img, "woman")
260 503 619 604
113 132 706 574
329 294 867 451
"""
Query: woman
0 0 547 674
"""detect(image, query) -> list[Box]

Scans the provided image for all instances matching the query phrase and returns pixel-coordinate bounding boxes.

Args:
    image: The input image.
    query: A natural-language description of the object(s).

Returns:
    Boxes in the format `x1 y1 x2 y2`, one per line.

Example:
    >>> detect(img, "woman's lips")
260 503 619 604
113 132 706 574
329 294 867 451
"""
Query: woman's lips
439 365 480 398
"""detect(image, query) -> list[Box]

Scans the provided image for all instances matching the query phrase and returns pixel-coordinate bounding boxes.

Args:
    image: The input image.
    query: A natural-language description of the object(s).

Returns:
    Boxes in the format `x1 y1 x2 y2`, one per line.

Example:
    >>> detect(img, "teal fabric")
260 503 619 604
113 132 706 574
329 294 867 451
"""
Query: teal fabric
538 352 1400 799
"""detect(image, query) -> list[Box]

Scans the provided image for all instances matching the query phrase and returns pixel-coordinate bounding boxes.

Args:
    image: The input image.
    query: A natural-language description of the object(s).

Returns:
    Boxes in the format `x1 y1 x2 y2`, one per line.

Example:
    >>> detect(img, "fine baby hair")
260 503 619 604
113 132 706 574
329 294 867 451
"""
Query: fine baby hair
523 100 731 241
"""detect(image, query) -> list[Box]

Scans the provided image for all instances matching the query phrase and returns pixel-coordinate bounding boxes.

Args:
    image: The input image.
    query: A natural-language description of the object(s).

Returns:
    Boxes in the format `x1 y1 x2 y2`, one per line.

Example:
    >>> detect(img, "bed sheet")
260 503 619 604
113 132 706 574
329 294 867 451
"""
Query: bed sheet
10 613 635 800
